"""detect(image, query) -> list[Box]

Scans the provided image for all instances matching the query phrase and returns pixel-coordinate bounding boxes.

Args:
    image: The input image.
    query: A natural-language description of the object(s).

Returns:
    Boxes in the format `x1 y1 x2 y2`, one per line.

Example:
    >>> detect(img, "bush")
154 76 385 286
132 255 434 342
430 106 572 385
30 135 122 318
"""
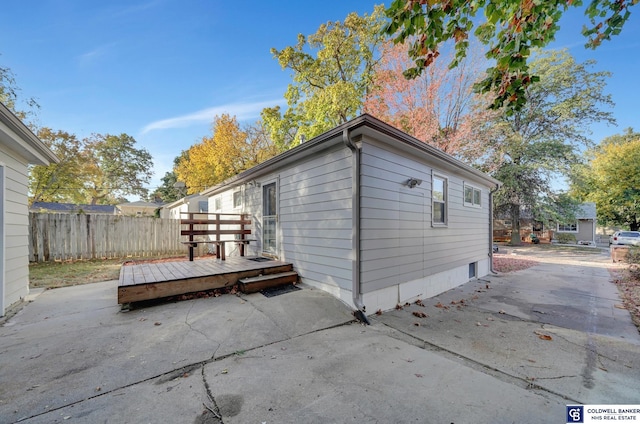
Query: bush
555 233 576 244
626 247 640 280
626 247 640 265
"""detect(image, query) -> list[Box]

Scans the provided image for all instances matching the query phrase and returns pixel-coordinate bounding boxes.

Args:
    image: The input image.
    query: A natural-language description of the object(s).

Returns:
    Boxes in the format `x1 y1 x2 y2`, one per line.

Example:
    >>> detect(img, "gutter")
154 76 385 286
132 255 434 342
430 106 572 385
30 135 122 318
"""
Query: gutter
343 128 369 325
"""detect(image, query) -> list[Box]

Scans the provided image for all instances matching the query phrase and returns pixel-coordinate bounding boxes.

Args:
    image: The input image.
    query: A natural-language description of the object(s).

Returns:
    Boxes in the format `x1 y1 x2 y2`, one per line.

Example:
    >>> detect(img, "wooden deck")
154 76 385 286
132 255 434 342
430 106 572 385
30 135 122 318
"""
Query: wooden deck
118 256 294 304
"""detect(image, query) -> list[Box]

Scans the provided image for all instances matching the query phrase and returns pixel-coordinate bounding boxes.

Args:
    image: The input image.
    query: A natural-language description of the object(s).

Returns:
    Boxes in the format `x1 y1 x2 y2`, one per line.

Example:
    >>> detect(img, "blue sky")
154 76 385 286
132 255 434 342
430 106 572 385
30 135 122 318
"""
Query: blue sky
2 1 638 197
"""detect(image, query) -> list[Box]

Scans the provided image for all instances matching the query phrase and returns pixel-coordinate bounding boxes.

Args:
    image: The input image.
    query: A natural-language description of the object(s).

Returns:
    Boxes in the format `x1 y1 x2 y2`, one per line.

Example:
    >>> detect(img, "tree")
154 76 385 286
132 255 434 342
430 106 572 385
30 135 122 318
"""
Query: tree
82 133 154 204
570 129 640 230
29 128 87 204
364 40 497 162
28 131 153 205
1 61 39 123
175 116 279 194
479 49 614 244
384 0 636 113
262 6 386 149
149 170 181 203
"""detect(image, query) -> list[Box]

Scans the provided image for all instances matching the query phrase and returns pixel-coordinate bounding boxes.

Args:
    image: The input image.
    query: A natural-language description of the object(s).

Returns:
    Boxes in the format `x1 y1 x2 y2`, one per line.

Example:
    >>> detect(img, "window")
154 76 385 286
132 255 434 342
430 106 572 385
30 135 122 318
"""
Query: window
214 197 221 211
233 190 242 208
198 201 208 213
557 222 578 232
469 262 477 279
432 175 447 225
464 183 481 207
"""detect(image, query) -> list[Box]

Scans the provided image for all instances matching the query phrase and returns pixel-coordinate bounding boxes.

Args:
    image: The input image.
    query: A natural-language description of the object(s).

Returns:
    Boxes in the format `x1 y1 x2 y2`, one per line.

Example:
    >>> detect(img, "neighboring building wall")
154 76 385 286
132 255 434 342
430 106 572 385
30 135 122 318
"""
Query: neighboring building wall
0 144 30 313
556 219 595 243
359 139 492 311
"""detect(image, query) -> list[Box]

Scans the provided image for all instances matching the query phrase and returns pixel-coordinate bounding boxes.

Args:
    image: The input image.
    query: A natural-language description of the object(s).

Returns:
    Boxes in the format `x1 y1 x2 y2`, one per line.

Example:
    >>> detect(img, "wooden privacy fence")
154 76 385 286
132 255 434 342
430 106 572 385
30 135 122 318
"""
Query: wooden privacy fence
29 213 186 262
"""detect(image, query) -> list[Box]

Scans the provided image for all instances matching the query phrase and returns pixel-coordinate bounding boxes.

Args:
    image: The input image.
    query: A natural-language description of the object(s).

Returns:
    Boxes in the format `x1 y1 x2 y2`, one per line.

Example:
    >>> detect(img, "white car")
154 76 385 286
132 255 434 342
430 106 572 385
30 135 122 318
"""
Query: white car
609 231 640 246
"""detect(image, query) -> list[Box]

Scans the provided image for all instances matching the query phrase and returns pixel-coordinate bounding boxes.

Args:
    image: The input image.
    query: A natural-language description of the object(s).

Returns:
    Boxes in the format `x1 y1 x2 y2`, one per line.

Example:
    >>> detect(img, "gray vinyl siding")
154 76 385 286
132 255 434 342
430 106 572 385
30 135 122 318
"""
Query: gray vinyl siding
205 145 354 291
278 146 353 290
360 140 491 293
1 144 31 311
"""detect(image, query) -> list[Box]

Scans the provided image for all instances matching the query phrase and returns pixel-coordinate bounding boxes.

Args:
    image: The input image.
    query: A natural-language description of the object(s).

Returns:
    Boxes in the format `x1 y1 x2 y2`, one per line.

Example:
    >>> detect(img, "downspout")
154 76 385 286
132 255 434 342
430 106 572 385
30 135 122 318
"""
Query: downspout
489 185 500 274
343 129 369 325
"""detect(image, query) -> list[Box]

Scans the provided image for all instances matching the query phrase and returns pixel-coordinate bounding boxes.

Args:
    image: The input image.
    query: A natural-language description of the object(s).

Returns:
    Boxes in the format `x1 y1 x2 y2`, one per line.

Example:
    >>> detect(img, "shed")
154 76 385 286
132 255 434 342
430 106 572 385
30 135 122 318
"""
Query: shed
0 102 58 316
201 114 501 314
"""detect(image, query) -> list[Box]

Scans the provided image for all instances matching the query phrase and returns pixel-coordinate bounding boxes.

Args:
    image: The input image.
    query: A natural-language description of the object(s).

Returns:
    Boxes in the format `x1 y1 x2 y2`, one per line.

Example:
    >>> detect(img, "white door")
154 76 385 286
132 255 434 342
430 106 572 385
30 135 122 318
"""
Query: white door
262 181 277 256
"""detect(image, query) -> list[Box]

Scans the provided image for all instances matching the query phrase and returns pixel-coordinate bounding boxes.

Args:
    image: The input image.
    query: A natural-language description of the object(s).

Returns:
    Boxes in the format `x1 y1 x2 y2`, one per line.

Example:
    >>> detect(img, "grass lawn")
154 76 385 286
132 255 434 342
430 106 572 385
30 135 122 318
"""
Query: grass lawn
29 255 184 289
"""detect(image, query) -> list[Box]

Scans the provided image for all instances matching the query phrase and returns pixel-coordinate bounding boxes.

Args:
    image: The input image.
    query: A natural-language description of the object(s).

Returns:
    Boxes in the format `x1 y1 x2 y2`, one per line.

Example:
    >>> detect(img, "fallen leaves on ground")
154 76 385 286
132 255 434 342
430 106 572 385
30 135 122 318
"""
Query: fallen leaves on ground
412 311 428 318
610 265 640 331
493 254 539 273
534 330 552 340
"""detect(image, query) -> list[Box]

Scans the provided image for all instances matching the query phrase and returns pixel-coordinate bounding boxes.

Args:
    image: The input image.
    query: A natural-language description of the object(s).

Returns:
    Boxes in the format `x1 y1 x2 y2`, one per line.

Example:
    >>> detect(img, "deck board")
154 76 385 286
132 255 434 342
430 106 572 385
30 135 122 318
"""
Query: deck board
117 256 295 304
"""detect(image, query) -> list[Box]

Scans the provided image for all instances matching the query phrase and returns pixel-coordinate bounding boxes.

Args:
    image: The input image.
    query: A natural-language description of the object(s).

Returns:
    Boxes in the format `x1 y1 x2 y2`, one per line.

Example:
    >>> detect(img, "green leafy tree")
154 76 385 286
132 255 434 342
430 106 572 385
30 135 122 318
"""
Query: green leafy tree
384 0 636 113
571 129 640 230
478 49 614 244
263 5 386 149
83 133 154 204
29 128 87 204
29 131 153 205
149 170 181 203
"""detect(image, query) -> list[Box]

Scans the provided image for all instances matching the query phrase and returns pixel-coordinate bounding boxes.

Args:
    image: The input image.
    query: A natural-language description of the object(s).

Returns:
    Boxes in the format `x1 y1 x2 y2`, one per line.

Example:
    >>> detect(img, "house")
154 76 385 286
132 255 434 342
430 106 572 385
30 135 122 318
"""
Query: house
30 201 117 215
0 102 59 316
555 202 597 245
199 114 500 314
494 202 597 245
116 201 164 217
160 194 208 219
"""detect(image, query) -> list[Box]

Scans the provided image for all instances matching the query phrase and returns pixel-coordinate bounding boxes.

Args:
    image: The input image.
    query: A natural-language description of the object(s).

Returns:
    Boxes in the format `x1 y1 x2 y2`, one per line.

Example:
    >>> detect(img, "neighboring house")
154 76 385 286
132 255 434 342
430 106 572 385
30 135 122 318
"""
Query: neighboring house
0 102 59 316
160 194 208 219
30 202 116 215
493 202 597 245
555 202 597 245
116 201 164 217
200 114 501 314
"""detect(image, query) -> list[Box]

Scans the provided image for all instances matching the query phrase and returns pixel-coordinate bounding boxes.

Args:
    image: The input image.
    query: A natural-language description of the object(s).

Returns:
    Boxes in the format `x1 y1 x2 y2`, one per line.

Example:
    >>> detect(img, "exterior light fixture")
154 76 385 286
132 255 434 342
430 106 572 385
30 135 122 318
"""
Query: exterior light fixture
407 178 422 188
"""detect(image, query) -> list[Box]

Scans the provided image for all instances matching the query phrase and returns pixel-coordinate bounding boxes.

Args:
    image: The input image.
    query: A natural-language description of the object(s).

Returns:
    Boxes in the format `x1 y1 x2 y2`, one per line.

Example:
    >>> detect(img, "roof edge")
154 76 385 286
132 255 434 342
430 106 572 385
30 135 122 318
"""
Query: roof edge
200 114 500 196
0 102 59 165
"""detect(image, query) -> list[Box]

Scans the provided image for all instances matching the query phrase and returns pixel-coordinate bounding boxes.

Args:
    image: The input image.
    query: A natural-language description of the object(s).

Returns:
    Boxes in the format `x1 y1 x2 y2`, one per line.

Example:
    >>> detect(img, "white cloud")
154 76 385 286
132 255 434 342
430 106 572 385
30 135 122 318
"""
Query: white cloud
140 100 281 134
77 42 118 67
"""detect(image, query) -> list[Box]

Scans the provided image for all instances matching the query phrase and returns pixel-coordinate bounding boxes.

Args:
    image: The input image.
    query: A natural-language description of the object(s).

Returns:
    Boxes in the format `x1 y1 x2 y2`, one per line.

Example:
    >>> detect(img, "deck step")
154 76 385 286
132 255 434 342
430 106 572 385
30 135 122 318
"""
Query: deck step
238 271 299 294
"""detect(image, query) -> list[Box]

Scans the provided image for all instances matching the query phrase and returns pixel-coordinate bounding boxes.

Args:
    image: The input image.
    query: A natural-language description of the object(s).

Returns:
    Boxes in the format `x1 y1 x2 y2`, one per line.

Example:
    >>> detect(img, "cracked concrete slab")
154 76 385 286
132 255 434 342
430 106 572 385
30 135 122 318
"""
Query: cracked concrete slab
16 366 209 424
376 247 640 405
202 323 564 423
0 282 353 422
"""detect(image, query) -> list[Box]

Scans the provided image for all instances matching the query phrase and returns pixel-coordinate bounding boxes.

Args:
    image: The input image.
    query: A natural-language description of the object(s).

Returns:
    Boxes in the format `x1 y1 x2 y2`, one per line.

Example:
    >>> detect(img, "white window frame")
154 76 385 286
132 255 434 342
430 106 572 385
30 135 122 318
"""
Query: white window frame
463 183 482 208
557 221 578 232
432 173 448 226
214 197 222 211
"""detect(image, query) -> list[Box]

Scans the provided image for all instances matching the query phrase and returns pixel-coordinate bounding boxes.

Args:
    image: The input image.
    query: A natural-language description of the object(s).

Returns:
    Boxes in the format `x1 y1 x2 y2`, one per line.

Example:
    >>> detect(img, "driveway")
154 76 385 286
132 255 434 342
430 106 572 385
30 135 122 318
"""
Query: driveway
1 246 638 423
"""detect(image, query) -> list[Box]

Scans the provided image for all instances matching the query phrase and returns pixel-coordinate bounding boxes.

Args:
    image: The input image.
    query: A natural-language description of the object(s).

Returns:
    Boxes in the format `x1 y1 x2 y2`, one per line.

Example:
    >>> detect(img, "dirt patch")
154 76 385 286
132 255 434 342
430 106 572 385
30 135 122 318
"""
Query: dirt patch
610 267 640 330
492 254 539 273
